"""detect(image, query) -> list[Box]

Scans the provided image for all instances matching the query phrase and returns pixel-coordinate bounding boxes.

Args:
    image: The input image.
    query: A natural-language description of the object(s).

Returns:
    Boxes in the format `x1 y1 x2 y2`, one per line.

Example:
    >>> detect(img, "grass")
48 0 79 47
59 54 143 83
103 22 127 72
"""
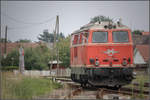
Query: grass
125 74 149 88
125 74 149 99
1 71 62 99
133 74 149 83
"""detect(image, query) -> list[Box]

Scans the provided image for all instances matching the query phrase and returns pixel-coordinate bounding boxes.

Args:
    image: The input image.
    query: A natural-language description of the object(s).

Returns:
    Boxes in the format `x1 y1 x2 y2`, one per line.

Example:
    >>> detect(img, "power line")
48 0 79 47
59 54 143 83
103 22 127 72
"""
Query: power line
1 14 55 30
8 19 55 30
1 12 55 25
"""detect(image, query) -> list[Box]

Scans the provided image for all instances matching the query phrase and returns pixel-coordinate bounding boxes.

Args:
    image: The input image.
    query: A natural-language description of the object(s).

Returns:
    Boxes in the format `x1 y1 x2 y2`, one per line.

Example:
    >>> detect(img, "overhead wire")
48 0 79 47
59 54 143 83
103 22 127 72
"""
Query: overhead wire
1 12 56 30
1 11 55 25
7 18 55 30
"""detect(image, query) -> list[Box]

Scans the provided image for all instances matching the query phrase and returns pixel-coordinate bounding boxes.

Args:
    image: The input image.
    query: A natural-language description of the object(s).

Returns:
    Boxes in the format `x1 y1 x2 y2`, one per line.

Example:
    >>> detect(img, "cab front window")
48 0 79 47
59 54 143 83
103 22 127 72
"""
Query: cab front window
113 31 129 43
92 31 108 43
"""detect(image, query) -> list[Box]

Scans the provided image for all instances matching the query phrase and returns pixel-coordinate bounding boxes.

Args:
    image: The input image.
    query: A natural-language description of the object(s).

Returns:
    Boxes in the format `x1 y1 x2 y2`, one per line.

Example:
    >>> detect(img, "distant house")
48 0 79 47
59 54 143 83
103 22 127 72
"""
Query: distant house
48 60 69 76
134 45 149 66
0 43 40 56
142 32 150 36
48 60 64 69
132 34 150 45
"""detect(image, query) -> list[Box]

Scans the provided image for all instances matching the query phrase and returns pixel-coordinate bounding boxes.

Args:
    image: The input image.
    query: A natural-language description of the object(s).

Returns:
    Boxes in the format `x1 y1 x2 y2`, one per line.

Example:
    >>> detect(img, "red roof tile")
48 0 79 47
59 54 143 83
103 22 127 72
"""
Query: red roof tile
142 32 150 35
136 45 150 62
0 43 40 56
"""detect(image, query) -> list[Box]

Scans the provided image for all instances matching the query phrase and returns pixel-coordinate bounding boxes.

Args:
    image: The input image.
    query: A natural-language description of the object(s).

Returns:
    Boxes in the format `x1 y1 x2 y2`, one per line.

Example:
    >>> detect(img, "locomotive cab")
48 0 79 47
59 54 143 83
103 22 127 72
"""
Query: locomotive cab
70 21 134 88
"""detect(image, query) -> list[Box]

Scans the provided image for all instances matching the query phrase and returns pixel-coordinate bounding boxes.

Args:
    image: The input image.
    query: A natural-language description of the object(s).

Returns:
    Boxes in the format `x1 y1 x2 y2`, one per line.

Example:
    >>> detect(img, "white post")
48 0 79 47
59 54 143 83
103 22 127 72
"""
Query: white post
19 46 25 74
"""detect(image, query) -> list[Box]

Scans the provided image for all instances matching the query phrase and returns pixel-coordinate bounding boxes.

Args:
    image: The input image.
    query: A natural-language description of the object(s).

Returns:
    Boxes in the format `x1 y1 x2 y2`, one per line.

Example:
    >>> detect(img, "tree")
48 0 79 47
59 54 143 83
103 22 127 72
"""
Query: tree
38 29 54 43
24 45 50 70
56 36 70 68
1 44 51 70
132 30 143 35
1 49 19 67
59 32 65 39
37 29 65 43
90 15 113 23
0 38 11 43
15 39 31 43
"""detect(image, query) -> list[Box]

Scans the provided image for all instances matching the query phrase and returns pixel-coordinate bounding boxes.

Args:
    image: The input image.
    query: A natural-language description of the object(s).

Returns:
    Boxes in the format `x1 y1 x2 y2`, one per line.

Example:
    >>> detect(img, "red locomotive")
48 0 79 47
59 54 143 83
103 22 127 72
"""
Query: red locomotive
70 20 134 88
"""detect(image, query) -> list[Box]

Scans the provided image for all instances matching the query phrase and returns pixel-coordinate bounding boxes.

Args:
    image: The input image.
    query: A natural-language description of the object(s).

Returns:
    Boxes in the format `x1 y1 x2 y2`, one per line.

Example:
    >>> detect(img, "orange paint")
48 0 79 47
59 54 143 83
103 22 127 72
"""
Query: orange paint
70 29 133 68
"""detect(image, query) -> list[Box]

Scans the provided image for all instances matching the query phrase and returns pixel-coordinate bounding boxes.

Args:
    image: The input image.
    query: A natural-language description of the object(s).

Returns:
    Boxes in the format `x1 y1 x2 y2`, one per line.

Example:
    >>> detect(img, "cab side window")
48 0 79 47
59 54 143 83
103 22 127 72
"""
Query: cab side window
73 35 79 45
79 33 83 44
82 32 89 43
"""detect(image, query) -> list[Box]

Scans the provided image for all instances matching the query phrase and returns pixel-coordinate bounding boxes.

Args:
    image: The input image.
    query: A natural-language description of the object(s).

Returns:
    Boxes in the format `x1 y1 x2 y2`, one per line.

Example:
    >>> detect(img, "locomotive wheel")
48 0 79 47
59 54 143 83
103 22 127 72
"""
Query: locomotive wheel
113 85 122 90
81 83 87 88
71 74 75 81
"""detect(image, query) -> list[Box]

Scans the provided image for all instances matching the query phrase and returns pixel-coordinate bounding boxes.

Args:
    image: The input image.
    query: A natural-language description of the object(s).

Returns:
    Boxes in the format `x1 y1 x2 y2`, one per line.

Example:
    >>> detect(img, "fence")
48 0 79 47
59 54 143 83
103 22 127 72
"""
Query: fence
13 68 71 77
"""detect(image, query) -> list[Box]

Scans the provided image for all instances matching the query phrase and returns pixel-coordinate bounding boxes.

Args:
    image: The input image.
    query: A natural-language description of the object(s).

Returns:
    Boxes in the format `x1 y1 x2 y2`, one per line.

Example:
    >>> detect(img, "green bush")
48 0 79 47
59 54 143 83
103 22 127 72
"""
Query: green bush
1 66 18 71
1 44 50 70
1 49 19 66
1 36 71 70
57 36 70 68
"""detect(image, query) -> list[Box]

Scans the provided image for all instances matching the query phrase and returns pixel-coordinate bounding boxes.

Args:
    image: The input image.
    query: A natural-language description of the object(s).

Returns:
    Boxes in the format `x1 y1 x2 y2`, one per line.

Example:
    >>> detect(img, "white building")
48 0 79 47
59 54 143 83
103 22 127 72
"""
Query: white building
134 45 149 65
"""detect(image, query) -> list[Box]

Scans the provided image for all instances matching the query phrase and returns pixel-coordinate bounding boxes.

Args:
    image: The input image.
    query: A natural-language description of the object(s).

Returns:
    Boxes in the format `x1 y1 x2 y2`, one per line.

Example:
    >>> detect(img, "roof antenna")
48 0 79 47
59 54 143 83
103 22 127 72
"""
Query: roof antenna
119 18 122 25
98 16 101 24
117 18 122 27
108 16 110 25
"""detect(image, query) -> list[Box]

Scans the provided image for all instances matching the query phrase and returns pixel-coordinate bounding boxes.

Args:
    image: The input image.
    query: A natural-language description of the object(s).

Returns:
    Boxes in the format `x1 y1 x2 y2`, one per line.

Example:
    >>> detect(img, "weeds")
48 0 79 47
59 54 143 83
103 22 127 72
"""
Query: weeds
1 71 62 99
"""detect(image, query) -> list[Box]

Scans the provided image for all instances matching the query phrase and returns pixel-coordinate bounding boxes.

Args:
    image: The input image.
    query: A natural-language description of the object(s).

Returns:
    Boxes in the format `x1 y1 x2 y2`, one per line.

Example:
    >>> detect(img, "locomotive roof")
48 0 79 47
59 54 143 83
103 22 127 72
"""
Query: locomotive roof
71 21 130 35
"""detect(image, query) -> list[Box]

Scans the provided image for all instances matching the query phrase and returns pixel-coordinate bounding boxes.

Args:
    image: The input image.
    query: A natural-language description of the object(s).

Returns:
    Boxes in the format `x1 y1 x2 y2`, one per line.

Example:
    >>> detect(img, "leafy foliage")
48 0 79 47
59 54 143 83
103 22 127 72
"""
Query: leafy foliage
15 39 31 43
1 66 18 71
1 49 19 67
1 44 51 70
2 34 71 70
57 36 70 68
0 38 11 43
90 15 113 23
37 29 65 43
132 30 143 35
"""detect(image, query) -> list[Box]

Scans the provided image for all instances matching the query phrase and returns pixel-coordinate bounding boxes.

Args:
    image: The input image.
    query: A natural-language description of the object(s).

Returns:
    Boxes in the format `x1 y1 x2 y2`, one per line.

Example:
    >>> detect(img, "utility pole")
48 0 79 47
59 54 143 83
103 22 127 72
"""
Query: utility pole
50 32 54 76
56 15 59 76
0 24 2 100
53 15 59 76
149 32 150 100
4 26 7 58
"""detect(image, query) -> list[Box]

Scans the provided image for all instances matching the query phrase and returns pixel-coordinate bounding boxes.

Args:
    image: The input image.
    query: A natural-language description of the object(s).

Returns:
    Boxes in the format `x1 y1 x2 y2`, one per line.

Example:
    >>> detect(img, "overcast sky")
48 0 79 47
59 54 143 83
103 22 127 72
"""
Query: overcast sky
1 1 149 42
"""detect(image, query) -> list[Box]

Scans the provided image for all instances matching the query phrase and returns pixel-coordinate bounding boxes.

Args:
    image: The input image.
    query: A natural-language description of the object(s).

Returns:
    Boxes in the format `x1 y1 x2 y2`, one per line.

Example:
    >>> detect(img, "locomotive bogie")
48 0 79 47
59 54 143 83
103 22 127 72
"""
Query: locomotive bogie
71 67 134 87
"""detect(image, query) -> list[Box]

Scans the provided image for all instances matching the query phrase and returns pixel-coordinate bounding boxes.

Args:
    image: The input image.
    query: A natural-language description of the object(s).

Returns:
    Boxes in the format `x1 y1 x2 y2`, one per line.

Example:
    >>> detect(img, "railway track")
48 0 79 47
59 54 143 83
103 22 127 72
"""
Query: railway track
46 76 150 87
43 76 150 99
132 82 150 87
64 86 149 99
60 79 150 99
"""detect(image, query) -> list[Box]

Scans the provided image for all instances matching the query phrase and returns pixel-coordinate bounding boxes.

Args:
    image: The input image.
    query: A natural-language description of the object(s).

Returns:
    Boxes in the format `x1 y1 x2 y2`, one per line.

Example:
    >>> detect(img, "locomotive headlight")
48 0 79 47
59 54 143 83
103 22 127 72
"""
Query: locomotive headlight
95 61 99 66
122 60 128 66
95 58 99 66
89 58 95 64
128 58 131 63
